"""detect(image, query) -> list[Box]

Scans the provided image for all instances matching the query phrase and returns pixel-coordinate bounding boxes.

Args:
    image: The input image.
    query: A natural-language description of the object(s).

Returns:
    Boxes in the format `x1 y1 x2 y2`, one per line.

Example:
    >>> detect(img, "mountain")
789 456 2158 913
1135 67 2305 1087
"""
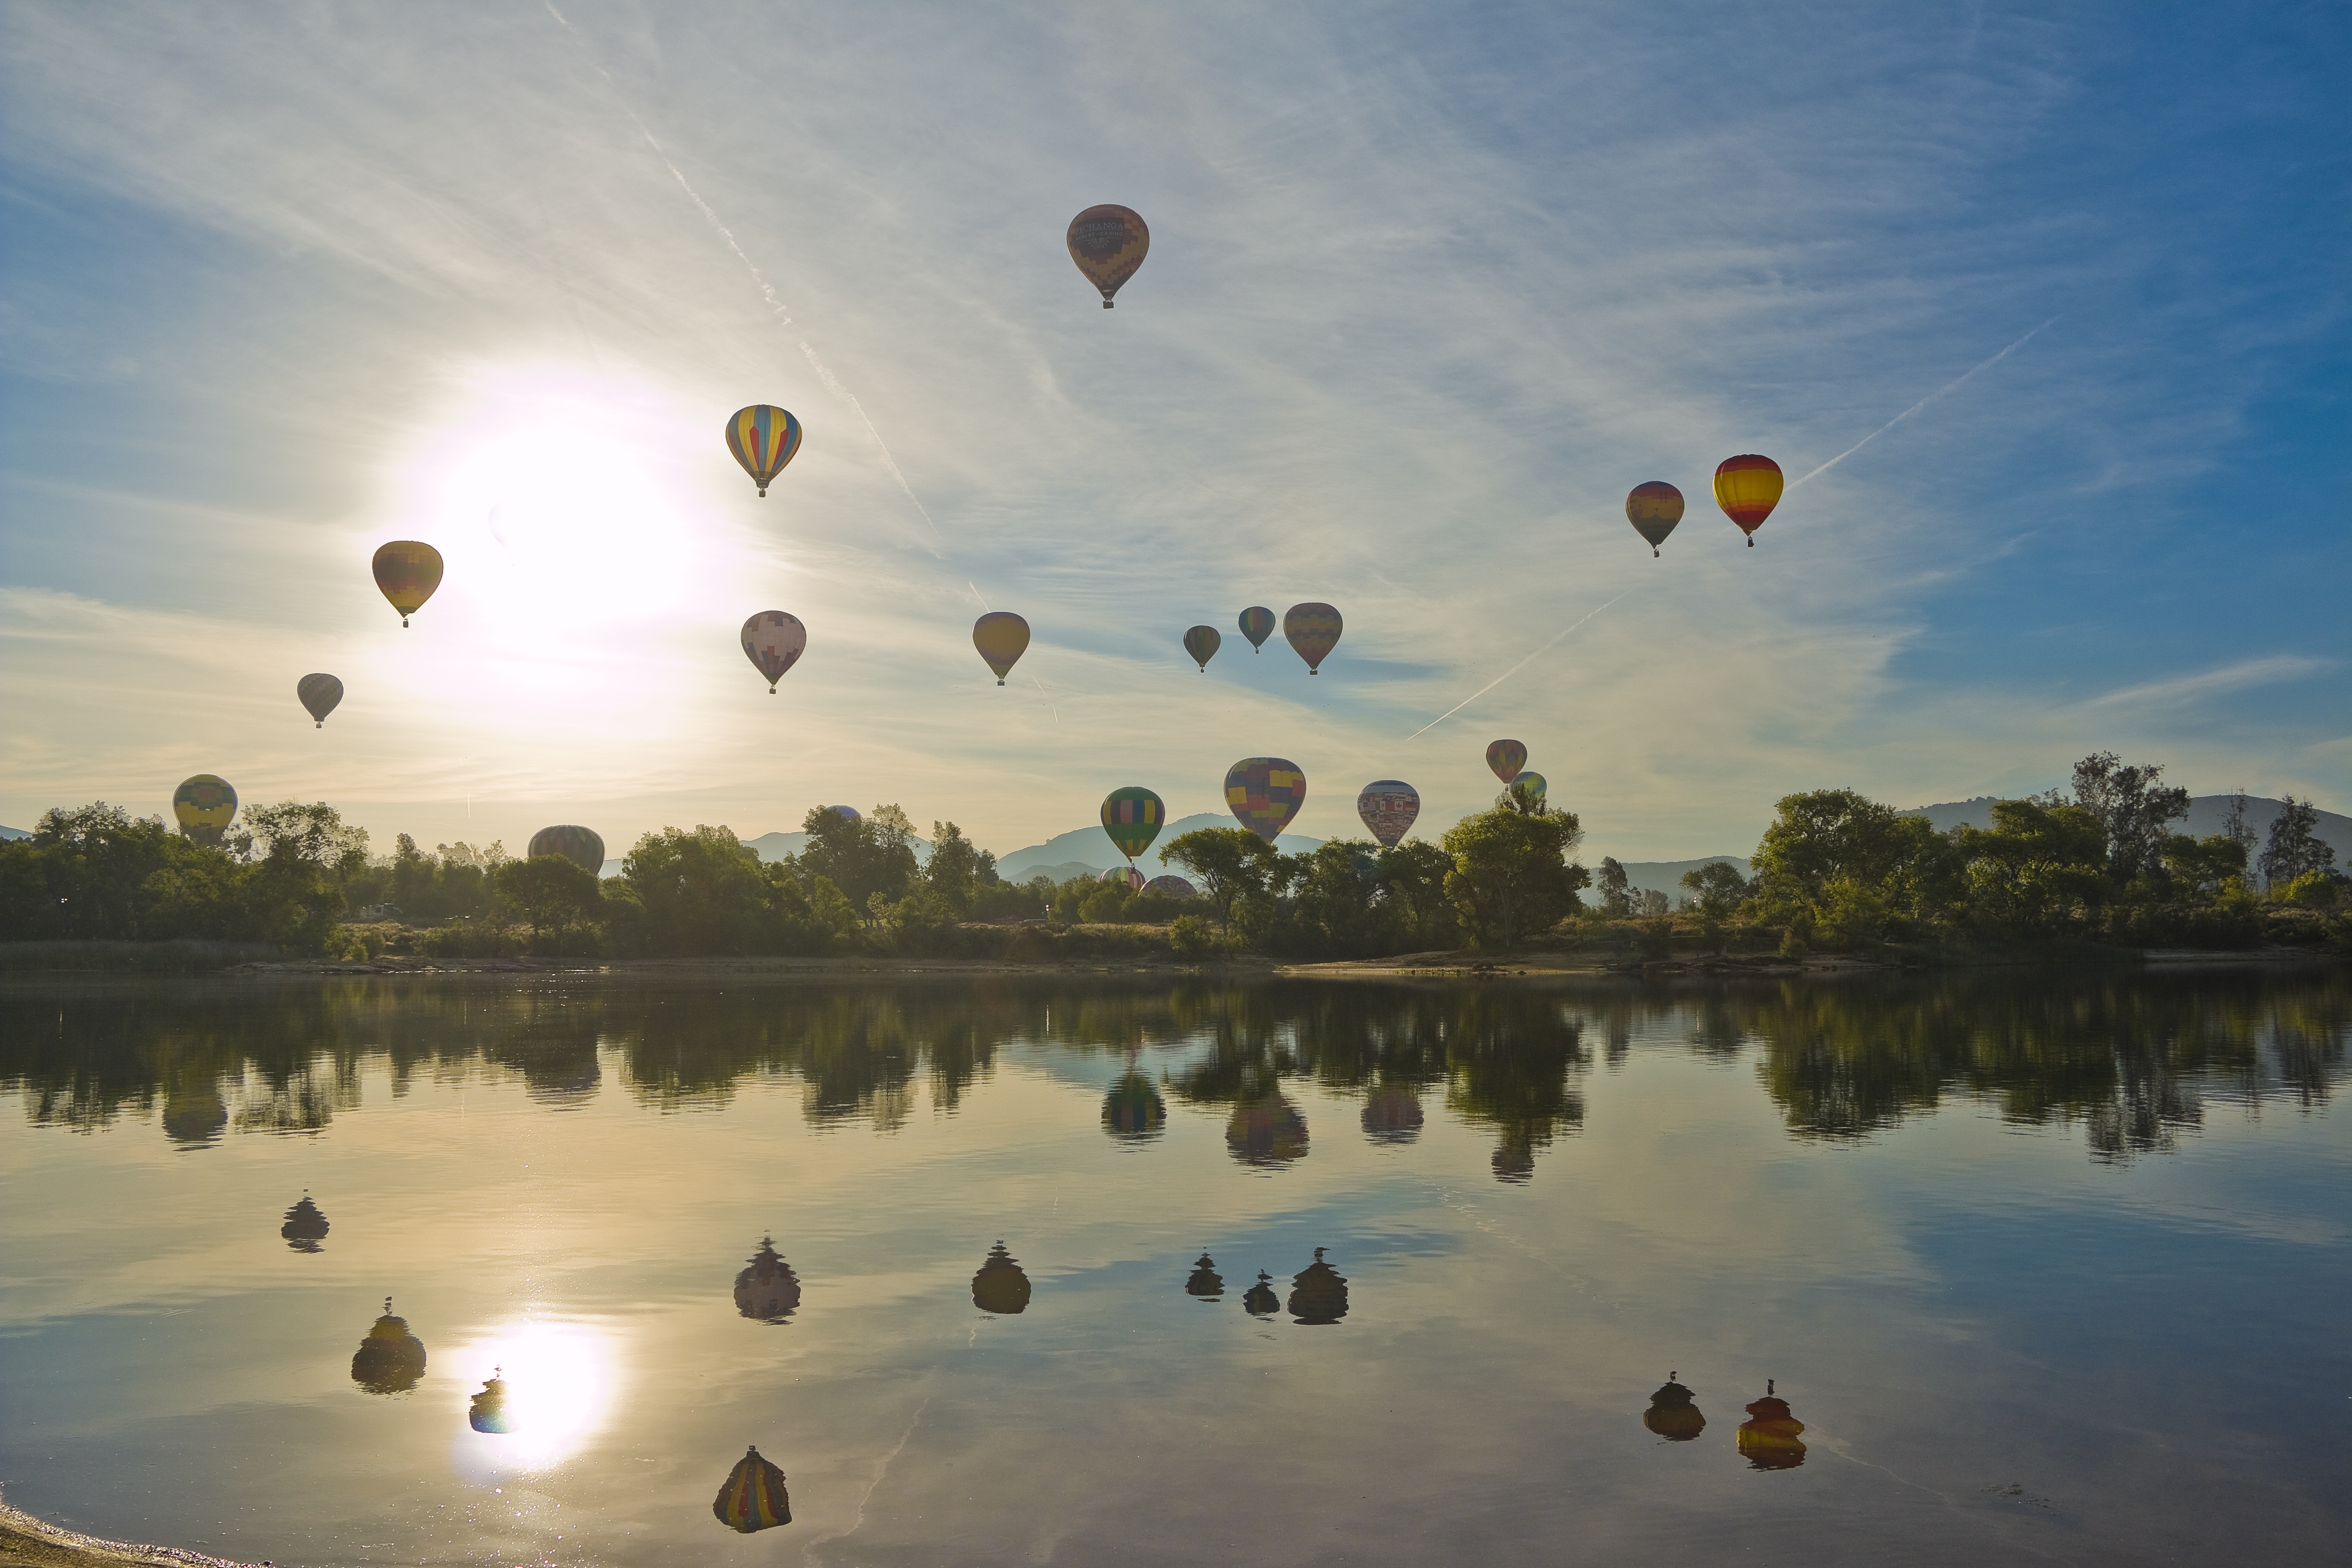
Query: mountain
1902 794 2350 866
0 826 29 841
995 813 1323 882
1609 856 1749 904
740 830 933 865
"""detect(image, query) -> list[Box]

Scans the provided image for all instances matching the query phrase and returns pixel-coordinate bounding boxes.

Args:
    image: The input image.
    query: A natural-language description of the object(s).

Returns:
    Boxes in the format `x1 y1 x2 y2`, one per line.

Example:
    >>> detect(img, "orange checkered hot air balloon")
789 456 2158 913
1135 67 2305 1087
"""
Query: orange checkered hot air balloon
1625 481 1684 557
1713 454 1782 547
1066 205 1149 307
712 1446 791 1532
372 541 443 627
725 405 802 497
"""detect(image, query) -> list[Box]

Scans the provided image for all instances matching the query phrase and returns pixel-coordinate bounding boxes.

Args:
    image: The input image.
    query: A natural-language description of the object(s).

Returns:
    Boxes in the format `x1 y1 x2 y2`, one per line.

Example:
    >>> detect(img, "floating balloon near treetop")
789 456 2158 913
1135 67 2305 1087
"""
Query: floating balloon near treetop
1713 454 1782 546
1625 481 1684 557
1066 205 1149 308
1099 864 1146 890
1283 603 1342 674
1237 606 1275 652
372 541 443 627
741 612 808 693
1485 739 1527 783
297 674 343 728
1182 625 1221 671
1356 780 1420 847
1508 770 1547 807
528 825 605 873
1226 757 1306 842
972 612 1030 685
725 405 803 497
172 775 237 846
1100 787 1165 864
1145 874 1196 898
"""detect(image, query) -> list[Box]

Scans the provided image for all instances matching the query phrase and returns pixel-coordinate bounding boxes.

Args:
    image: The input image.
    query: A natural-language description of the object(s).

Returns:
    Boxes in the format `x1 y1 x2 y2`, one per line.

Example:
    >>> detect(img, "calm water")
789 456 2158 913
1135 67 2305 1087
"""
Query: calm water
2 969 2347 1567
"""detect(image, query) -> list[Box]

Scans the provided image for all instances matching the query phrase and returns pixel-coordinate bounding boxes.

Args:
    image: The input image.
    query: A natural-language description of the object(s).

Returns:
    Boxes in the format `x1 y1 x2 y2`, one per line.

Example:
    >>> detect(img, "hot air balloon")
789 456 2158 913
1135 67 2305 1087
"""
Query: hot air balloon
172 775 238 846
351 1298 428 1395
1485 739 1528 783
1066 205 1149 307
1145 874 1196 898
1102 1072 1166 1141
1238 606 1275 652
469 1369 515 1434
1100 787 1165 864
1226 1092 1308 1167
713 1446 791 1533
1356 780 1420 847
297 674 343 728
1241 1271 1280 1317
1225 757 1305 842
1714 454 1782 547
280 1191 329 1251
827 805 861 823
971 1241 1032 1314
1287 1248 1349 1325
1626 481 1684 557
1185 1254 1224 1300
528 825 604 874
1507 770 1547 808
1736 1381 1806 1469
1643 1374 1706 1442
1283 602 1342 674
733 1237 802 1324
1360 1086 1424 1144
740 611 807 693
973 612 1030 685
1182 625 1221 671
1099 864 1146 891
725 405 803 497
372 541 443 627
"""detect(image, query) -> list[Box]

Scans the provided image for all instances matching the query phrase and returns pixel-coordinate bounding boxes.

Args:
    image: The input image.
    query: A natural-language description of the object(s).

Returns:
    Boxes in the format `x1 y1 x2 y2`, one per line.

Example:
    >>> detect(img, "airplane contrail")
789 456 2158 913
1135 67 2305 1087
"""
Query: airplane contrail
542 1 944 555
1789 318 2056 489
1405 591 1631 741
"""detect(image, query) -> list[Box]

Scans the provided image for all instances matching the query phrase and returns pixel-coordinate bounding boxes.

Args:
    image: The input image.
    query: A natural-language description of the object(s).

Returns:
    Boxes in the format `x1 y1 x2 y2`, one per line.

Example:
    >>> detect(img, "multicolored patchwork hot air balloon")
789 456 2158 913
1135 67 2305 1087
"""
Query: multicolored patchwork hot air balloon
528 824 604 873
1182 625 1221 671
172 775 237 846
1356 780 1419 847
372 541 443 627
297 673 343 728
1145 874 1196 898
1284 602 1342 674
712 1446 791 1532
1713 454 1782 546
1066 205 1149 307
1626 481 1684 557
1100 787 1165 864
1225 757 1305 842
1485 739 1527 783
973 612 1030 685
725 405 803 497
741 611 808 693
1507 770 1547 808
1238 606 1276 652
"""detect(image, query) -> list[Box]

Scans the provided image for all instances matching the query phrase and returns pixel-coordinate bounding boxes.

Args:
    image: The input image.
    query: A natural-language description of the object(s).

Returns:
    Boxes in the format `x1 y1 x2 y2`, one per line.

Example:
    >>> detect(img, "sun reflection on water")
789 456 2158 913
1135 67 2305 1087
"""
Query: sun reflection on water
450 1319 619 1473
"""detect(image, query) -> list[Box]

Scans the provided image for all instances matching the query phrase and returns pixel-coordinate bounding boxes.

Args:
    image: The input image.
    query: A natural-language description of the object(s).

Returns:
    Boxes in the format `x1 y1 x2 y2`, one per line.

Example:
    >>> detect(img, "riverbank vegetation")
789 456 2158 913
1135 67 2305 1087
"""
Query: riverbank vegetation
0 753 2342 966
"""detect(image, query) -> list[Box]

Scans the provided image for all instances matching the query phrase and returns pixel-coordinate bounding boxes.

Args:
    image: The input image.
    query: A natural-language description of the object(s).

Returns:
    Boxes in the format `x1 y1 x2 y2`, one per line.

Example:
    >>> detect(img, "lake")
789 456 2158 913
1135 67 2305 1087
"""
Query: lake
2 967 2346 1566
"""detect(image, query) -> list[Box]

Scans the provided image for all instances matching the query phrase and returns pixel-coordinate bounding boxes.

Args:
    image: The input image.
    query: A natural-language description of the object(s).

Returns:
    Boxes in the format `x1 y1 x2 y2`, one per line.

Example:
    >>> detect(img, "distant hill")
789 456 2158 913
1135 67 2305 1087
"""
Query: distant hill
1609 856 1749 905
740 829 934 866
996 813 1323 882
1902 794 2349 866
0 826 28 841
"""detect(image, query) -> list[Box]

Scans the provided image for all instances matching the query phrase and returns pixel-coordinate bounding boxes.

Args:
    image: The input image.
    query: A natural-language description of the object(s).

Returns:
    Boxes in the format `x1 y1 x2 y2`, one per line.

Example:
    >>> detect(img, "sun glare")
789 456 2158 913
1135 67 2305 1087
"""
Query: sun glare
451 1318 619 1474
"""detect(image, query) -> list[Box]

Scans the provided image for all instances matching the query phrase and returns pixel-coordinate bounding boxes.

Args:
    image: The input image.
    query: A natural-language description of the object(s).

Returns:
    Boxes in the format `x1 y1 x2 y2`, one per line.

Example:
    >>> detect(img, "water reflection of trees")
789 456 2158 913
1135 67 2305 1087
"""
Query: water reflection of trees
1 971 2341 1165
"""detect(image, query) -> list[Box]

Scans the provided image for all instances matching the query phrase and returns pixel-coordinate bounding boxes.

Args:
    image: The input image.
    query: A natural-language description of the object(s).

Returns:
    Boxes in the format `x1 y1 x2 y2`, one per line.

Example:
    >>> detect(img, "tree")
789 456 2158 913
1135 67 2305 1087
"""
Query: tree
2070 751 2189 888
1952 799 2108 940
497 855 601 947
624 825 791 954
797 804 921 920
2160 834 2249 900
1750 789 1955 936
922 821 998 916
1162 828 1281 935
2258 795 2336 890
1376 841 1457 949
1440 805 1587 950
1679 861 1752 919
1596 857 1634 918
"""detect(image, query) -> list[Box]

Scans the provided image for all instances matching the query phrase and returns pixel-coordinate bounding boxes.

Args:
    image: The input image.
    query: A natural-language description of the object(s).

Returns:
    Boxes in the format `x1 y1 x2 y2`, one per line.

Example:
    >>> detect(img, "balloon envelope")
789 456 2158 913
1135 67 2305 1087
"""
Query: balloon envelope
1099 864 1146 890
1356 780 1420 847
297 673 343 727
725 405 803 496
1508 770 1547 807
172 775 237 845
971 1242 1032 1314
1626 481 1684 556
827 805 861 822
1714 454 1783 544
1182 625 1221 671
1225 757 1306 842
972 612 1030 684
1066 204 1149 306
1283 603 1343 674
1237 606 1276 650
1100 787 1165 863
712 1446 792 1532
371 541 443 626
741 611 808 691
1145 874 1196 898
528 825 605 873
1485 739 1528 783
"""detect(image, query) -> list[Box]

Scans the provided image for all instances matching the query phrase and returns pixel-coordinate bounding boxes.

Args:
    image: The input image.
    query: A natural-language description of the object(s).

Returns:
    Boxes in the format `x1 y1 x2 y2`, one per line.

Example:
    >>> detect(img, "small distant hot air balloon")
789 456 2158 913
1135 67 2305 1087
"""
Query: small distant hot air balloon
713 1446 791 1533
469 1369 515 1434
827 805 861 823
1626 481 1684 557
733 1237 802 1324
1714 454 1782 547
973 612 1030 685
297 674 343 728
1100 787 1165 864
280 1191 329 1251
1643 1374 1706 1442
741 611 808 693
1066 205 1149 308
1182 625 1221 671
972 1241 1032 1314
1102 1071 1166 1141
528 825 604 874
1225 758 1305 842
1737 1381 1807 1469
1241 1271 1280 1317
1185 1253 1224 1299
1283 603 1342 674
1237 606 1275 652
351 1298 428 1395
1145 874 1196 899
1356 780 1419 847
1099 864 1146 891
725 405 803 497
1287 1248 1348 1325
1485 740 1527 783
1507 770 1547 808
372 541 443 627
1226 1092 1308 1168
173 775 238 846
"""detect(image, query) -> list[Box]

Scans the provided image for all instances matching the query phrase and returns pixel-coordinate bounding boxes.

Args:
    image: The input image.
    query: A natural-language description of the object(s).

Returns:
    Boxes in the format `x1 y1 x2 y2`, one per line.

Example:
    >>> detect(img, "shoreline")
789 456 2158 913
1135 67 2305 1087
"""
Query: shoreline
0 1495 260 1568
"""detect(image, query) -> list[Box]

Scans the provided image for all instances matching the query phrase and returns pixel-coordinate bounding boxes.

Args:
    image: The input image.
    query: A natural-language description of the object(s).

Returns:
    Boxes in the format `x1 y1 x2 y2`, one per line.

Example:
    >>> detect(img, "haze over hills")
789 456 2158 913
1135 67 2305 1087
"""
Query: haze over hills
1899 795 2351 866
993 815 1323 881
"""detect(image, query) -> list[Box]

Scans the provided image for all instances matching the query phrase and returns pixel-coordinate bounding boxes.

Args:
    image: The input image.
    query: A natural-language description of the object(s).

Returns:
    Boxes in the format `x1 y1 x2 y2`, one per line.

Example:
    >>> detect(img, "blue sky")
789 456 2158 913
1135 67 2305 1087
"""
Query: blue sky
1 1 2343 861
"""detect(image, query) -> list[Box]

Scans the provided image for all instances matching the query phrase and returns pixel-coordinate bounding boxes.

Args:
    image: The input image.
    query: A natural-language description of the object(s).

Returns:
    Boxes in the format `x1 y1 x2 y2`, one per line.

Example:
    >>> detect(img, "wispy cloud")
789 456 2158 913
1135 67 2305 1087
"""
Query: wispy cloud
2082 655 2331 711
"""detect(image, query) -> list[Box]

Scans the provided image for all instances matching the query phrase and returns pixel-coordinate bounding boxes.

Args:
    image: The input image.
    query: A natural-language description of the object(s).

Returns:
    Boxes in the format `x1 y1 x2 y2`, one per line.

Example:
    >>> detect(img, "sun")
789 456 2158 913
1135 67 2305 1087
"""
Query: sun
450 1317 620 1474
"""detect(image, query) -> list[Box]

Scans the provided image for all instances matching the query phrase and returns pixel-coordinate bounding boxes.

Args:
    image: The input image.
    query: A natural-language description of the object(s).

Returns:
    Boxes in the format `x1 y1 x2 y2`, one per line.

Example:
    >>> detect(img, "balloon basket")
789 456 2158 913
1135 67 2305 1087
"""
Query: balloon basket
1102 300 1114 309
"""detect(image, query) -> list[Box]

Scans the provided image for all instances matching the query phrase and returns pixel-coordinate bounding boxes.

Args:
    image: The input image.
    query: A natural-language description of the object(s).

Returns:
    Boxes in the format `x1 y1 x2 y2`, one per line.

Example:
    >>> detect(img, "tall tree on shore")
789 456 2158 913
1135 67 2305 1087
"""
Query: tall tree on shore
2070 752 2189 888
2257 796 2335 890
1162 827 1282 935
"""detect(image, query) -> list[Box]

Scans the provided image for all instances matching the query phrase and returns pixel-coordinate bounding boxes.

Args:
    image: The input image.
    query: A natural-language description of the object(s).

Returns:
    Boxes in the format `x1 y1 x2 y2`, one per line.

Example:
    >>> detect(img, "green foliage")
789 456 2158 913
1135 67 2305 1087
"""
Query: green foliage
1951 799 2109 942
2259 796 2336 891
2070 750 2190 888
1439 805 1588 950
1162 827 1282 934
496 855 603 950
620 825 840 956
2275 870 2343 909
1679 860 1753 919
1167 913 1218 957
798 804 921 920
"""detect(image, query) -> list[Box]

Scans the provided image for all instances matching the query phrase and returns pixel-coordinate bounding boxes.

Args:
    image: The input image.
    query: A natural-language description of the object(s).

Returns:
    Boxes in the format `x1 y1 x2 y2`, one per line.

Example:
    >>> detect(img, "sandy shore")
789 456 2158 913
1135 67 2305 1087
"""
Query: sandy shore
0 1497 262 1568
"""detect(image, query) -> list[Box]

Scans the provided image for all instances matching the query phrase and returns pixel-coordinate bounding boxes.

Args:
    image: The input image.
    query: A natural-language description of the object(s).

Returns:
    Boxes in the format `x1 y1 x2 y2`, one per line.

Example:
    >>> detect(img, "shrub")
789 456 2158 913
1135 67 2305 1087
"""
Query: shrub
1168 914 1217 958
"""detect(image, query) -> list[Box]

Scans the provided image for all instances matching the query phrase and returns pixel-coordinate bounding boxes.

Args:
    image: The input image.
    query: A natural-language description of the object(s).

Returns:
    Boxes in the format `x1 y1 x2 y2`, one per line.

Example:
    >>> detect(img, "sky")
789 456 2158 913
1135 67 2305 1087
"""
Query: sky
0 1 2344 863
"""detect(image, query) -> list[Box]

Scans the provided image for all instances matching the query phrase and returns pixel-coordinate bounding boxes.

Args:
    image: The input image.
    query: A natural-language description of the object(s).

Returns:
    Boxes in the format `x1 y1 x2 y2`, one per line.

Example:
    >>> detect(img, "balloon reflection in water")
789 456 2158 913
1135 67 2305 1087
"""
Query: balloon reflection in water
458 1322 618 1465
351 1298 428 1394
1736 1381 1806 1470
1185 1253 1224 1300
1642 1373 1705 1442
1287 1248 1349 1325
713 1445 792 1532
1361 1086 1424 1144
1102 1071 1166 1142
1241 1271 1280 1317
1492 1129 1538 1184
1226 1093 1308 1168
279 1191 329 1252
734 1237 802 1323
469 1369 514 1434
972 1242 1032 1315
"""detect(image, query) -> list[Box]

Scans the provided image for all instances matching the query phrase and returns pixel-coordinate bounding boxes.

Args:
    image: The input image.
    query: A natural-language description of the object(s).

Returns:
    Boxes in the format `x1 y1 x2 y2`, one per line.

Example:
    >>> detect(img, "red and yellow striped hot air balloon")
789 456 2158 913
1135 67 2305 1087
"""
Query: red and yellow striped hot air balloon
725 405 803 497
712 1446 791 1532
1713 454 1782 547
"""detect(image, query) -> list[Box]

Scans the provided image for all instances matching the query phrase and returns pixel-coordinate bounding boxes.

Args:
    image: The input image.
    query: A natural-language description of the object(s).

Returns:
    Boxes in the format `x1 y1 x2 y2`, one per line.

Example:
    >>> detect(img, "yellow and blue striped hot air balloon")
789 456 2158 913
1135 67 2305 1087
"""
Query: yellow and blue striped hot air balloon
712 1446 791 1532
1283 602 1342 674
172 775 238 846
1237 606 1276 652
725 405 803 497
1507 770 1547 808
1225 757 1305 842
1100 787 1164 863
